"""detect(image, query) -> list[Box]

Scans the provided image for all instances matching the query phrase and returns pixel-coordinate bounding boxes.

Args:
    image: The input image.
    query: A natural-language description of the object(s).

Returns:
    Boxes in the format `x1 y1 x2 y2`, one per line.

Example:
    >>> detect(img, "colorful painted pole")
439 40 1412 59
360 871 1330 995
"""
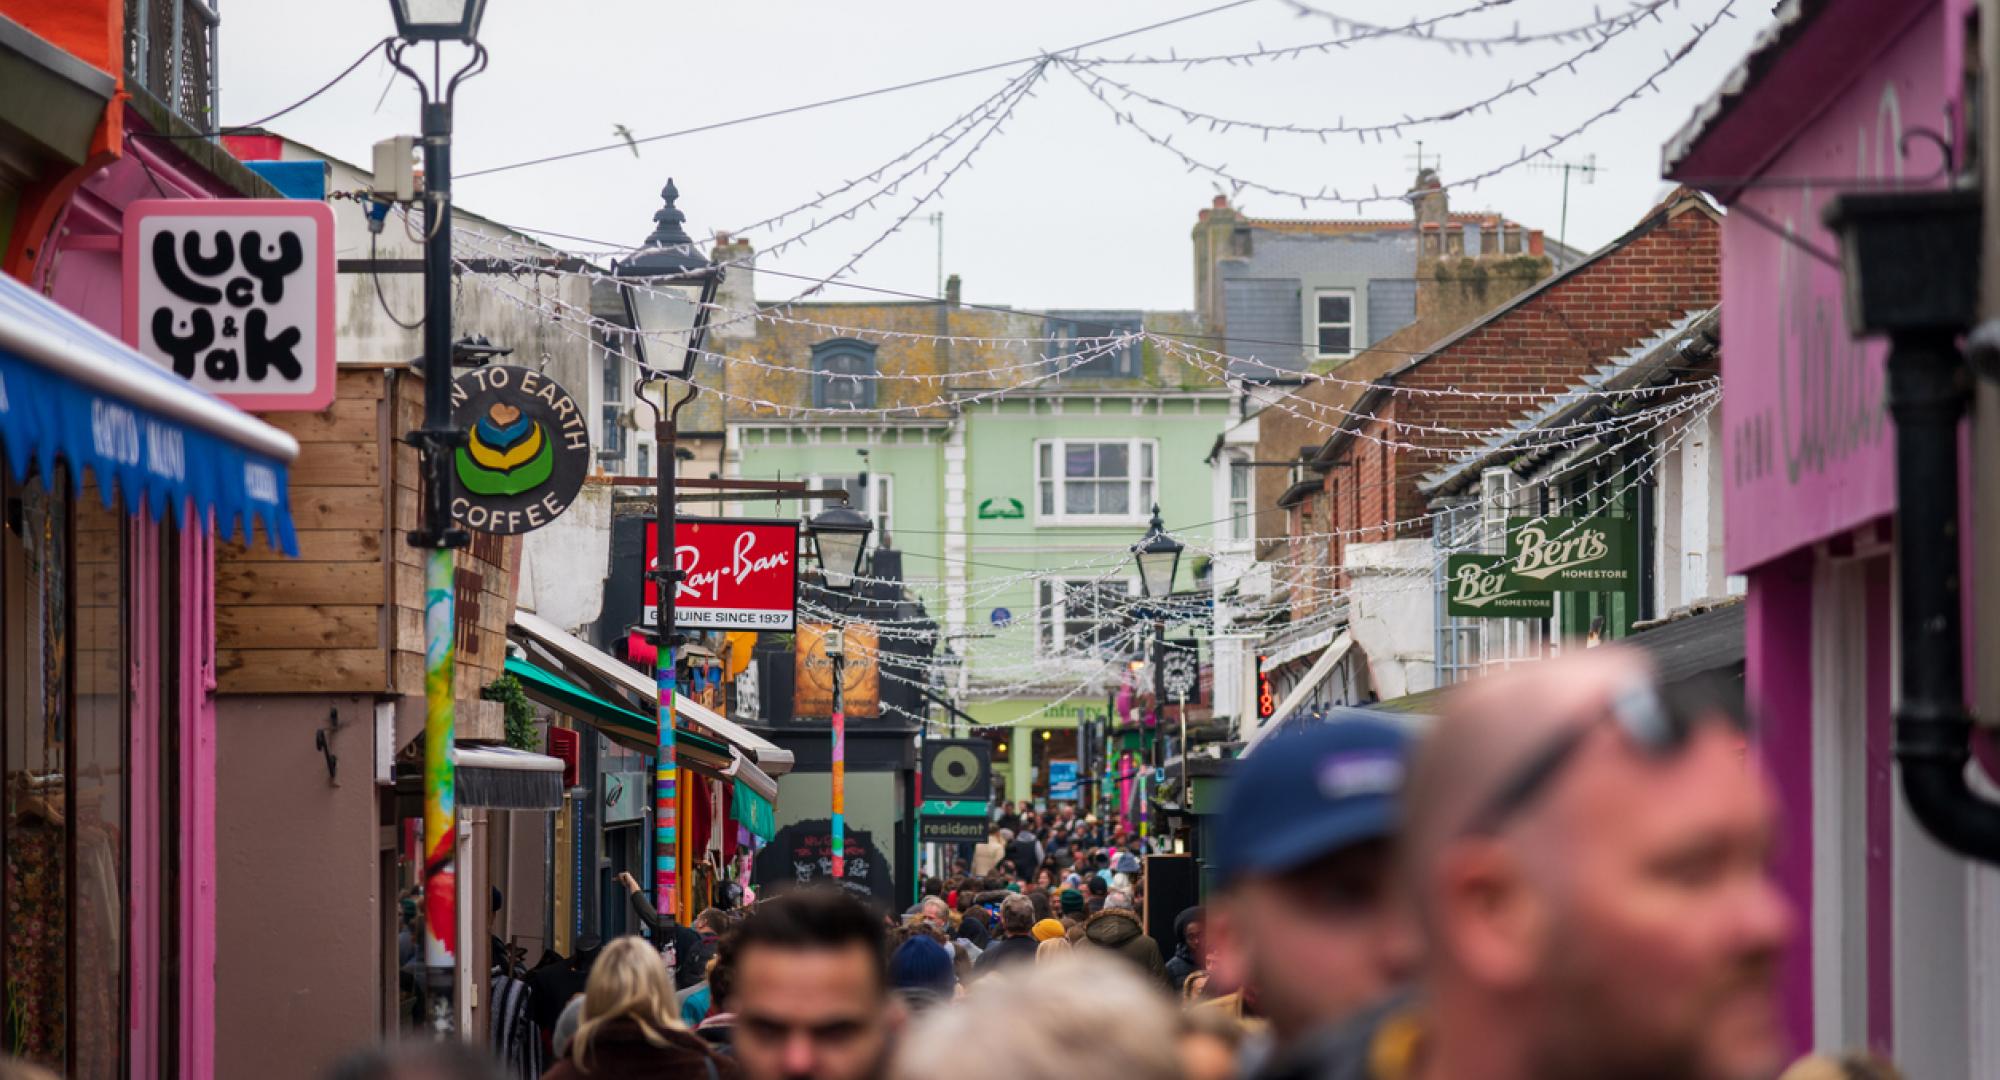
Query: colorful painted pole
831 632 847 878
421 546 457 1024
656 642 679 914
650 390 691 924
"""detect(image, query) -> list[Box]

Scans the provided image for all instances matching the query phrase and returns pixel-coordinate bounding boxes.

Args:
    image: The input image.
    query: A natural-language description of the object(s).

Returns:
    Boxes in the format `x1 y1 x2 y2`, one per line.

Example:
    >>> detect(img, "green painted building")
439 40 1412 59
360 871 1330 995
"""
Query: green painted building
707 252 1235 804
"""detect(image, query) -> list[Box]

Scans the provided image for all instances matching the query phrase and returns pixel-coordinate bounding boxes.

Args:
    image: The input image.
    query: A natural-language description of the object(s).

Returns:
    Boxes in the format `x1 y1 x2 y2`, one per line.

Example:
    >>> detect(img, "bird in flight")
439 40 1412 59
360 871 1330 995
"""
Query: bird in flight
614 124 640 158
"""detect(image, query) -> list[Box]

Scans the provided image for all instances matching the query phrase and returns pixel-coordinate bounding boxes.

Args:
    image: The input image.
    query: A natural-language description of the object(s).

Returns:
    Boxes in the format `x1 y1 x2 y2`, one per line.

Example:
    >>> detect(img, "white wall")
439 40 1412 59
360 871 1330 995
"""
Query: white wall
1653 408 1731 614
1344 538 1435 700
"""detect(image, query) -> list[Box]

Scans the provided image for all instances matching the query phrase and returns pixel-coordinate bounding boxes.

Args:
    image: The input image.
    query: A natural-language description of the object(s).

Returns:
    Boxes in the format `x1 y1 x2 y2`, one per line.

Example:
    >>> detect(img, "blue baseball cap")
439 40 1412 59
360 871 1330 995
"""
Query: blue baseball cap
1215 712 1413 889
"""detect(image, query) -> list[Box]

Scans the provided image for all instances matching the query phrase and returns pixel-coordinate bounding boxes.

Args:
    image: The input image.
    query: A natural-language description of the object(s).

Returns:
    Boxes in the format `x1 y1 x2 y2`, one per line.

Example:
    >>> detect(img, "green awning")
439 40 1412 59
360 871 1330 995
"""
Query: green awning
733 777 776 841
504 656 729 760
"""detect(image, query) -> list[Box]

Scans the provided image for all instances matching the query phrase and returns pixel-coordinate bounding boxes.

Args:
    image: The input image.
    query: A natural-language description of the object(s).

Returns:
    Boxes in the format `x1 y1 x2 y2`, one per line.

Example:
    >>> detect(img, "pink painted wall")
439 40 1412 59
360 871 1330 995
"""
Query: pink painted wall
1745 554 1815 1054
1714 4 1950 574
38 139 238 1076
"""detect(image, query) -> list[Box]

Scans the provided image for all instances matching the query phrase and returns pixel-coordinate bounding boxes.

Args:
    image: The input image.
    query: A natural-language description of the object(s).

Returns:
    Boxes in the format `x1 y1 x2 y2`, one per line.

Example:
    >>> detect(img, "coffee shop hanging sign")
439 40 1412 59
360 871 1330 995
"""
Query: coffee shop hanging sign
450 364 590 535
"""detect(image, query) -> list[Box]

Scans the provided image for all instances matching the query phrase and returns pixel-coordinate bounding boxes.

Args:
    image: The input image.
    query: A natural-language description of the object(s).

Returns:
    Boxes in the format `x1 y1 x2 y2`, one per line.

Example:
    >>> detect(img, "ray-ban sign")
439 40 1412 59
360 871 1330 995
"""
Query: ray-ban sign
645 517 800 631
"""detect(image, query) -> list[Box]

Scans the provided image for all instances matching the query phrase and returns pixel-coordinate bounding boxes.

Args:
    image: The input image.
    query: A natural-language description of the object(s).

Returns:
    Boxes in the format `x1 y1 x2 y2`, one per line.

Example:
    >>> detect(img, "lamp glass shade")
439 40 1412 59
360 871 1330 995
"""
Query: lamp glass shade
1135 547 1179 598
1131 504 1182 598
622 277 708 379
809 506 873 591
390 0 485 41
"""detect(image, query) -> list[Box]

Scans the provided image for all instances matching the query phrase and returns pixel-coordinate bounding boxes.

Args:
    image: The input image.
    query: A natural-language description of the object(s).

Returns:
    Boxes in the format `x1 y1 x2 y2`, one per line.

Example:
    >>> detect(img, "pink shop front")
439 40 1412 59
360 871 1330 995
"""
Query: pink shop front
0 96 302 1080
1665 1 1999 1074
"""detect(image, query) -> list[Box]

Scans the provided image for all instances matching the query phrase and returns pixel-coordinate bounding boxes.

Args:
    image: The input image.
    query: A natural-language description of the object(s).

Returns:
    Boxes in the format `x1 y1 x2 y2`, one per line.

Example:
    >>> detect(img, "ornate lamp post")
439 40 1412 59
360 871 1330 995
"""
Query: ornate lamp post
618 180 723 923
809 504 873 877
383 0 486 1036
1130 504 1182 843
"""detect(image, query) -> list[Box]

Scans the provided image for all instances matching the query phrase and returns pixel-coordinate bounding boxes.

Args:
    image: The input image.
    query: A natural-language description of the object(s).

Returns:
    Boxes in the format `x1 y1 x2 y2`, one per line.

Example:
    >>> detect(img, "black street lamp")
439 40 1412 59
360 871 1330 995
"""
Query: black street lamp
1132 504 1183 601
384 0 487 1037
621 182 725 926
808 504 872 878
616 180 723 381
808 504 874 592
1130 504 1181 843
389 0 487 41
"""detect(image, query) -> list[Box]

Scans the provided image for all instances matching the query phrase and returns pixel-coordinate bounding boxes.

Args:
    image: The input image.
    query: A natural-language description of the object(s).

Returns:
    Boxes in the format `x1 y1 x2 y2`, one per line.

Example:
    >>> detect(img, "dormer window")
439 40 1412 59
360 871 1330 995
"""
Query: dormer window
811 338 877 409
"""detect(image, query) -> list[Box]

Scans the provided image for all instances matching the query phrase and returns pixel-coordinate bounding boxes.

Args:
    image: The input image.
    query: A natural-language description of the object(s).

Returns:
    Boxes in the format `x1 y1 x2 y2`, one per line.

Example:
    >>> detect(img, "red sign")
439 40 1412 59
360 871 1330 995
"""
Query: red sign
645 517 800 631
1256 656 1276 720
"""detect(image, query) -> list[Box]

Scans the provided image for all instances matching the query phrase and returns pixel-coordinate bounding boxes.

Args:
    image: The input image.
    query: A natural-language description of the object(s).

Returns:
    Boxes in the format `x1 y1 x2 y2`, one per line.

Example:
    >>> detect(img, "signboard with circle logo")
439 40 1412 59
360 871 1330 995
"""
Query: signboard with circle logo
921 738 992 803
1162 649 1199 698
449 365 590 535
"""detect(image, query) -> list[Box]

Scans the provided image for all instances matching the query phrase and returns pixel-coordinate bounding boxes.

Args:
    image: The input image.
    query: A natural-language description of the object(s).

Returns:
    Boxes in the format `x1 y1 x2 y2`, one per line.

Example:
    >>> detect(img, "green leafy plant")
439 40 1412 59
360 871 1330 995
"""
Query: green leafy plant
481 673 538 750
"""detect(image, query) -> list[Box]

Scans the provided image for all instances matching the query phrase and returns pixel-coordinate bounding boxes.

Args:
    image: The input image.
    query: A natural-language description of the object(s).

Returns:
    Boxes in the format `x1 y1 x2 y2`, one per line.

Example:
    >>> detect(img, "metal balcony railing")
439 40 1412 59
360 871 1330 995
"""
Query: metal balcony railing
126 0 220 130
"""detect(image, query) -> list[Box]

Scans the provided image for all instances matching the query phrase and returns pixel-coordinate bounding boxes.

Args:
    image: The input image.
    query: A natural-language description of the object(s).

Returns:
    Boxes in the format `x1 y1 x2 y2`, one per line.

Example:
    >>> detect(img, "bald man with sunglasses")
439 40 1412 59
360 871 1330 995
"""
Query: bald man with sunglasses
1284 647 1795 1080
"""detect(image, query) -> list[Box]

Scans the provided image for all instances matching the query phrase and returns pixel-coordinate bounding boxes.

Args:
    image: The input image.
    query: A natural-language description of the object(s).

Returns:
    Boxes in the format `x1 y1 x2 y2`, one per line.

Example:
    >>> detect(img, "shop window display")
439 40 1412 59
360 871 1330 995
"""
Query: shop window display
0 467 129 1078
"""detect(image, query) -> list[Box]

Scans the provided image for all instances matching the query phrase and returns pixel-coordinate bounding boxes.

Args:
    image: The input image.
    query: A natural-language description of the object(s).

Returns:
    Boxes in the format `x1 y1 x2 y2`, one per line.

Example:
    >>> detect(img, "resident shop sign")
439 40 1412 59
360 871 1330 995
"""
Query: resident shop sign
1505 515 1638 592
644 517 800 631
1446 555 1557 618
124 200 336 411
451 365 589 535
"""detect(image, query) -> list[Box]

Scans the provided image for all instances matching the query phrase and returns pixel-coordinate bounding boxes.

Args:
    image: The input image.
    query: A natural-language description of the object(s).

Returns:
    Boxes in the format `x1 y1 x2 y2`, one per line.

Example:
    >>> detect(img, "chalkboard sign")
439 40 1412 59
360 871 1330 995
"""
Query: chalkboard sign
754 819 893 906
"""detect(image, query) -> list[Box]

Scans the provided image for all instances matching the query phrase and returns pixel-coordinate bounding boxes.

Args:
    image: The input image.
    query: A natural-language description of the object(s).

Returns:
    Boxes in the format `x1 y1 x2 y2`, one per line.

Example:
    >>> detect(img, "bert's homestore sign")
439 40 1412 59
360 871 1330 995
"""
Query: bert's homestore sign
1504 515 1637 591
645 517 800 631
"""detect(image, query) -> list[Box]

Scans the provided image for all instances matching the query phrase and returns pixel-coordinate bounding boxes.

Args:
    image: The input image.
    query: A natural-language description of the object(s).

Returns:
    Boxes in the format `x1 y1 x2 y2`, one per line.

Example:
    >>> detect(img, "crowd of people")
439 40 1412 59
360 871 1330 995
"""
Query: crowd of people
299 646 1913 1079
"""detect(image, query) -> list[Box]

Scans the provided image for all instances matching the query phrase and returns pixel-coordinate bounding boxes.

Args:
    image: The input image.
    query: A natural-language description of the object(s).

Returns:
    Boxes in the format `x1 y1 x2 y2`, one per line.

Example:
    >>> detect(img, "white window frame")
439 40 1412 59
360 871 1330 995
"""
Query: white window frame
1227 455 1252 540
1033 437 1157 525
1314 287 1357 360
802 473 892 539
1037 577 1137 657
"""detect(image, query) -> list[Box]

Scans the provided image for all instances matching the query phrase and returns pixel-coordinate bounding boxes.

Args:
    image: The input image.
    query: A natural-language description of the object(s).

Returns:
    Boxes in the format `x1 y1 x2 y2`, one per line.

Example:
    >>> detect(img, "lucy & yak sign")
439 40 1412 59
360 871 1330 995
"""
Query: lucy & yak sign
124 200 336 411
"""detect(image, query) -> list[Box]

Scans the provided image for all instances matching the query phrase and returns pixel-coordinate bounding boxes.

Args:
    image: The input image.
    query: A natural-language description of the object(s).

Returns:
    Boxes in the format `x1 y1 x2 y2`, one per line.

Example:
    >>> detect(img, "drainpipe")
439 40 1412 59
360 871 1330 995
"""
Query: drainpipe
1889 328 2000 862
1825 189 2000 865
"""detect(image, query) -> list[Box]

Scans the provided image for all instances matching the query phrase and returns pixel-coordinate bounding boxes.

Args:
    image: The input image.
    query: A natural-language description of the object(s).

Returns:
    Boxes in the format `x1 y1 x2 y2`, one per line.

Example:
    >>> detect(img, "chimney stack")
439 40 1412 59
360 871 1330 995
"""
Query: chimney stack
710 233 756 340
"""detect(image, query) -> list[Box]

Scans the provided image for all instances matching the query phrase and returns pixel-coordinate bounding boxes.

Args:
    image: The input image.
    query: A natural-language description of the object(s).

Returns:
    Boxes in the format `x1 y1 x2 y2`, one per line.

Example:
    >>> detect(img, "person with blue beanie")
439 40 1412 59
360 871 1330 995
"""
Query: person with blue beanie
888 936 957 1014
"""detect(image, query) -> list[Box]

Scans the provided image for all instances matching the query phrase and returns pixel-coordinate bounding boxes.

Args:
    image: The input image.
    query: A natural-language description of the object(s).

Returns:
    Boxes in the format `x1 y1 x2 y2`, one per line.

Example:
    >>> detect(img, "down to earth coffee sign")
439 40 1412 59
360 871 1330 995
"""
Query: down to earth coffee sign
124 200 336 411
1447 514 1637 618
450 365 589 535
645 517 800 630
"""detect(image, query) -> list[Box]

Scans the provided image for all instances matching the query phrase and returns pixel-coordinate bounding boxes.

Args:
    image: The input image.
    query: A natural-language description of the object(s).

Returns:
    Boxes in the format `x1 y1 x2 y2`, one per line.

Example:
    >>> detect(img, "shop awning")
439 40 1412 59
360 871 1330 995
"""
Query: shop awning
503 654 780 804
1244 631 1353 753
733 777 776 841
1625 600 1746 686
0 271 298 550
510 610 794 776
457 746 564 812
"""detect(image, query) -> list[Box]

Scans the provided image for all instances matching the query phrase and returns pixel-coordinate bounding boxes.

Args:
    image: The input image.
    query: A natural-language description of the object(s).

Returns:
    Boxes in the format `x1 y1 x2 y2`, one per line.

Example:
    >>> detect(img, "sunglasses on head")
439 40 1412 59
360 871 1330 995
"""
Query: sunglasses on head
1461 672 1746 837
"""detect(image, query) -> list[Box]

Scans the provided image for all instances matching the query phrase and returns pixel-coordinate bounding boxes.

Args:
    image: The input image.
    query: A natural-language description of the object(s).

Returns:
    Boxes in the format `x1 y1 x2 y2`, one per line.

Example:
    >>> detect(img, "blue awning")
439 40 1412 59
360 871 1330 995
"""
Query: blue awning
0 271 298 551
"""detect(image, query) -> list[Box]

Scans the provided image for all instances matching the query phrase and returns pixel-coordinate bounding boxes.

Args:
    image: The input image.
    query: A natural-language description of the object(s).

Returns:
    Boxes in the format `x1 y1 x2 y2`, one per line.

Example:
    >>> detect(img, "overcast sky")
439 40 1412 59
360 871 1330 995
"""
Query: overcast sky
220 0 1765 314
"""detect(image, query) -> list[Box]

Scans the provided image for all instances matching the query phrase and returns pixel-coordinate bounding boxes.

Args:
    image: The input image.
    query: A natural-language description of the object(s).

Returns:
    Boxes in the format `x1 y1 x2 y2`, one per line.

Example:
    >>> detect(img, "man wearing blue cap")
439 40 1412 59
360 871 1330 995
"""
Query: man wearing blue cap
1209 711 1419 1068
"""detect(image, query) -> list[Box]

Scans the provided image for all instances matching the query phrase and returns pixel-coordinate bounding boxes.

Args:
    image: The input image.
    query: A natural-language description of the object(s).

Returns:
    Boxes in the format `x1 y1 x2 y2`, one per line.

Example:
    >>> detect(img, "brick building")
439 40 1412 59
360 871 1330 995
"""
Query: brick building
1270 188 1721 704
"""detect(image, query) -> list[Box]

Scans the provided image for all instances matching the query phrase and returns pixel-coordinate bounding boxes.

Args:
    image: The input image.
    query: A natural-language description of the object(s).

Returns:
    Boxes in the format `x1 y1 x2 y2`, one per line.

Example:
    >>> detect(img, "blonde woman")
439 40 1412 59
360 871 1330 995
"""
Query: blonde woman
544 935 737 1080
893 952 1179 1080
1035 936 1072 963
